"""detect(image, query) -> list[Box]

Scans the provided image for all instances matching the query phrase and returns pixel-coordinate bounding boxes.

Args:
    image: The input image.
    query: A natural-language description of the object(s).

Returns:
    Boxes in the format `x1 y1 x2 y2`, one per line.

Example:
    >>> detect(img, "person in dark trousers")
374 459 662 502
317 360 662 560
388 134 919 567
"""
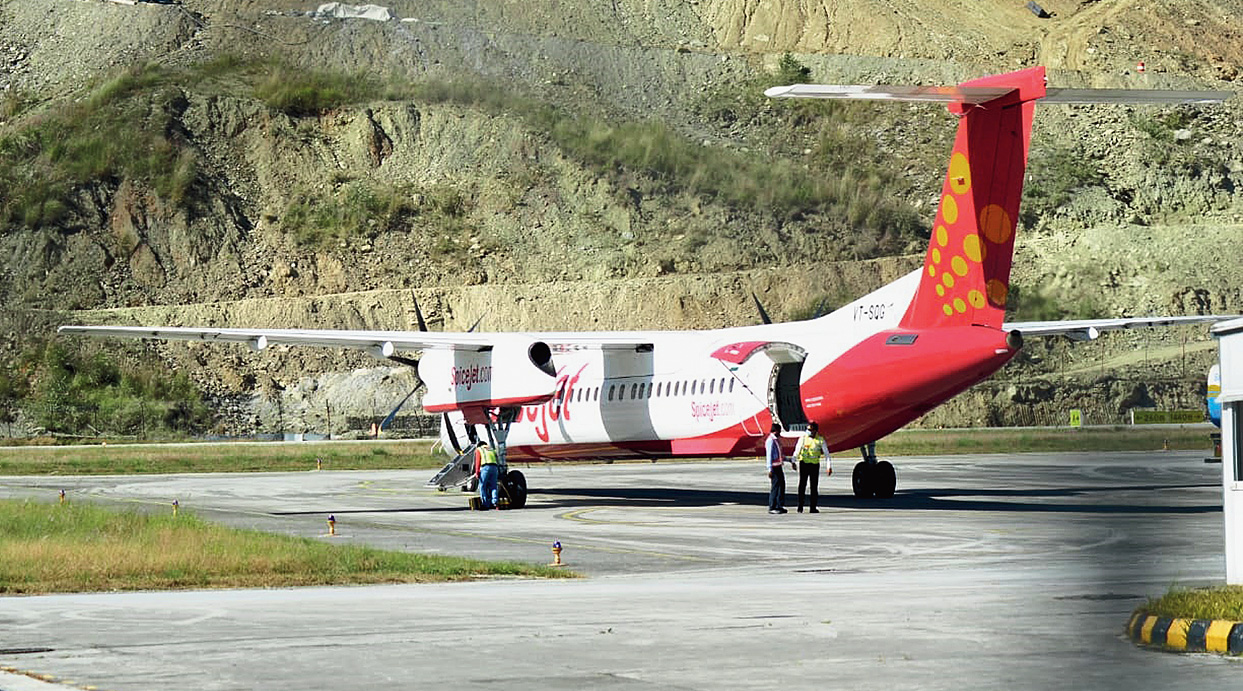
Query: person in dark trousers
793 422 831 513
474 439 501 510
765 422 793 514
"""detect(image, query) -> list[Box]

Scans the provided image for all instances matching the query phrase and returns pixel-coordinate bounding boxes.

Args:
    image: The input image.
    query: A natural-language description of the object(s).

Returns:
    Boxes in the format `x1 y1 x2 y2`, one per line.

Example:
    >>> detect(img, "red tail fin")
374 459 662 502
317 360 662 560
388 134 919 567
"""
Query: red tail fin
897 66 1046 329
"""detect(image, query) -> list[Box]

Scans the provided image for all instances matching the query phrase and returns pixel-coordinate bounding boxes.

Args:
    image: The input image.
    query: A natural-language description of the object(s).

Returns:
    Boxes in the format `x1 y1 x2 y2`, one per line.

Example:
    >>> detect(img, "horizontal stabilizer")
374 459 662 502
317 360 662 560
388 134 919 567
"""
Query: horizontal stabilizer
766 84 1232 106
1005 314 1239 340
1042 88 1233 105
763 84 1014 104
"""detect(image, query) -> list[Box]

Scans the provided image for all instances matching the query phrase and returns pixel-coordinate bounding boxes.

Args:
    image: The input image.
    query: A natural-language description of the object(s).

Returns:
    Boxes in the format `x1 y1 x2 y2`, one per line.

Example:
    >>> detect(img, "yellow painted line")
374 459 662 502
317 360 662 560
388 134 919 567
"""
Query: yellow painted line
1205 619 1236 653
1140 615 1158 644
1165 618 1190 649
558 507 666 526
557 505 764 527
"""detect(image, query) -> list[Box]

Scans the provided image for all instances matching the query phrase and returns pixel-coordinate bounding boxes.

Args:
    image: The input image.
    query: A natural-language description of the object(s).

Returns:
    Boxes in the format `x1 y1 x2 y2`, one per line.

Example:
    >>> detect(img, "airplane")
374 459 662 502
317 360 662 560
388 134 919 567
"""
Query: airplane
59 66 1235 507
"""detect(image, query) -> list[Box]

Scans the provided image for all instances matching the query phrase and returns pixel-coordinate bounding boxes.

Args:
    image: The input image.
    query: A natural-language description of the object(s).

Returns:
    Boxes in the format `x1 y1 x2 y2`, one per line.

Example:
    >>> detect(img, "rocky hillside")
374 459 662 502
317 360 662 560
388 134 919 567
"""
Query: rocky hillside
1 0 1241 437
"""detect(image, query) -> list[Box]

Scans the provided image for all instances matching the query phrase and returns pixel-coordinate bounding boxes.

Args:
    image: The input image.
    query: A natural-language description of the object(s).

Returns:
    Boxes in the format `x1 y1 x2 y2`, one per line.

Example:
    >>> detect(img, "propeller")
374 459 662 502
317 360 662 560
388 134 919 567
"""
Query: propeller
378 293 464 453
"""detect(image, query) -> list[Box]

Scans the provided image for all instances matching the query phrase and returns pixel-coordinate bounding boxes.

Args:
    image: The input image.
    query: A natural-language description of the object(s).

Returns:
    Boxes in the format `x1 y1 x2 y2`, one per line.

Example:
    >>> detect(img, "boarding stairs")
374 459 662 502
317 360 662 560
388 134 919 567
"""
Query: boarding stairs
426 443 479 490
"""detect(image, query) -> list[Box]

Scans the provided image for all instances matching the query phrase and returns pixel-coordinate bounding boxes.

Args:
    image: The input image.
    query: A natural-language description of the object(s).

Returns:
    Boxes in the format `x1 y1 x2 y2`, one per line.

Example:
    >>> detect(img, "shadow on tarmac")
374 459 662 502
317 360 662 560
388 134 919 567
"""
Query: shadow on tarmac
266 482 1220 515
529 483 1220 514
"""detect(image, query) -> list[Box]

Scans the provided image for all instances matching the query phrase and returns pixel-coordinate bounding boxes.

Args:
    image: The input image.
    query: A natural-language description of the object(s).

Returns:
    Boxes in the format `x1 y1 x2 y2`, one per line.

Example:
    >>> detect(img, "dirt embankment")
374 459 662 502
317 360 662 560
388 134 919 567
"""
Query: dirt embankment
2 0 1241 434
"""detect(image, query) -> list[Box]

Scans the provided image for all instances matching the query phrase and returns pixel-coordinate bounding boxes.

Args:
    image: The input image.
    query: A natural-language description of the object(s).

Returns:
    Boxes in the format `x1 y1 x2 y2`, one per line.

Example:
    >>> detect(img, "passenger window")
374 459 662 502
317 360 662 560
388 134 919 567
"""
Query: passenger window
646 383 653 398
631 383 639 399
729 379 735 392
691 381 697 395
709 380 715 394
608 384 615 401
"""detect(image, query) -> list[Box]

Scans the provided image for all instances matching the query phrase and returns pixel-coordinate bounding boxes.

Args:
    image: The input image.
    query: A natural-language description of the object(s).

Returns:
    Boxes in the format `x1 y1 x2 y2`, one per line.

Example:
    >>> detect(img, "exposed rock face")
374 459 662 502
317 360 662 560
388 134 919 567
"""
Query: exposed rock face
1 0 1240 436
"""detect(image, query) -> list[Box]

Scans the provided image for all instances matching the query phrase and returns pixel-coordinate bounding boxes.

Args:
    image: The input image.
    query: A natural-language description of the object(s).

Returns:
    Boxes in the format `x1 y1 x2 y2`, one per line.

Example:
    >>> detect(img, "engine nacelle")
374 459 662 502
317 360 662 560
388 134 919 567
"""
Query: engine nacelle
418 342 556 413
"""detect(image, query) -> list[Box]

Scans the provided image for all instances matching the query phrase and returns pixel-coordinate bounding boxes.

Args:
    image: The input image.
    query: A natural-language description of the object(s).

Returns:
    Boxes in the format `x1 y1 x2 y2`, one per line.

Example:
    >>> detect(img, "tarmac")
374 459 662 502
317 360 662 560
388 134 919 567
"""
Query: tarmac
1 448 1241 690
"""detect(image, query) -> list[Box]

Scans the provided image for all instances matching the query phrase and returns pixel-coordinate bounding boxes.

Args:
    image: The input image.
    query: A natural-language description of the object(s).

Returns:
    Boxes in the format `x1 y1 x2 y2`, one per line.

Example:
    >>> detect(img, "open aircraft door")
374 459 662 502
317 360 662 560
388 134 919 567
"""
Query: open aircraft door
770 359 809 431
712 340 808 434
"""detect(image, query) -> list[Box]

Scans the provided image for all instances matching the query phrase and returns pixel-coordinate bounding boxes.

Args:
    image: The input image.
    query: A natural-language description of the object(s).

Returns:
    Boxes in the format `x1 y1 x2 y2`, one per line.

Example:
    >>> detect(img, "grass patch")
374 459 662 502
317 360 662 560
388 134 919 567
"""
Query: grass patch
0 499 572 594
834 425 1215 458
0 440 444 475
1139 585 1243 622
254 64 382 116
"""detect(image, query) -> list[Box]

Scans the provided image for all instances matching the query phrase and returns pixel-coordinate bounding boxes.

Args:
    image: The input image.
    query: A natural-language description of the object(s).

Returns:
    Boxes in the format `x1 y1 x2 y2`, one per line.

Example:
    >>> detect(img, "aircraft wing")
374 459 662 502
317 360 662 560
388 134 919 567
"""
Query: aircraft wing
55 325 655 356
1003 315 1237 342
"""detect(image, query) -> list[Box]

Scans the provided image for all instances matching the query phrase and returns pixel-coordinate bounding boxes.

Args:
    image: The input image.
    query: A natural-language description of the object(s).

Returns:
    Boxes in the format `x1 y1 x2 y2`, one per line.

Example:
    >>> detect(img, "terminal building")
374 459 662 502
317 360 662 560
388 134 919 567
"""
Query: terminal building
1212 318 1243 585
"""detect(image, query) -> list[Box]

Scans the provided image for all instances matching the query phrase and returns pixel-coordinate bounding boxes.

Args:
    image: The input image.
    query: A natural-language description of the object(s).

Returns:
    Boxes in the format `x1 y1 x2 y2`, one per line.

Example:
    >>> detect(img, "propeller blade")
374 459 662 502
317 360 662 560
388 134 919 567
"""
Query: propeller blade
443 412 462 454
411 293 429 332
379 384 423 431
751 292 772 325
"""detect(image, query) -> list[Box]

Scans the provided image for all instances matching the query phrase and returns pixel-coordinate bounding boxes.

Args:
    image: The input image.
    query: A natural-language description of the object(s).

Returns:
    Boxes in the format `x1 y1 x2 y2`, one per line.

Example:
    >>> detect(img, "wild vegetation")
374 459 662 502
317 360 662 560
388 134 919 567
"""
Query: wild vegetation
3 340 213 439
1 54 932 252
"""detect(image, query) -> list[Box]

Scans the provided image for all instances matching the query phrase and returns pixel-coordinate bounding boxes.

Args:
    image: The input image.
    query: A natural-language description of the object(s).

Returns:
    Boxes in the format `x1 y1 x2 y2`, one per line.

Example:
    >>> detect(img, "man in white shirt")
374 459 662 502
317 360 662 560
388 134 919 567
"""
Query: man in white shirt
765 422 794 514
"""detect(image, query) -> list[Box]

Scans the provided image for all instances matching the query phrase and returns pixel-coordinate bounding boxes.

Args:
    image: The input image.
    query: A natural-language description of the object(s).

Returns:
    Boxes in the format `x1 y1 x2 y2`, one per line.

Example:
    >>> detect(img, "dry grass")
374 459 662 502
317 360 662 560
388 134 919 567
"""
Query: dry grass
0 440 443 475
0 499 573 594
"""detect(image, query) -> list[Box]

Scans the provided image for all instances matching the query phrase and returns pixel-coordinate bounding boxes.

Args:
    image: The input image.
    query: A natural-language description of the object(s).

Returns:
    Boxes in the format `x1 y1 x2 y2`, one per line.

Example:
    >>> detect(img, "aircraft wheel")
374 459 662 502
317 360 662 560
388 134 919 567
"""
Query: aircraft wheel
852 461 874 498
874 460 896 499
504 470 528 509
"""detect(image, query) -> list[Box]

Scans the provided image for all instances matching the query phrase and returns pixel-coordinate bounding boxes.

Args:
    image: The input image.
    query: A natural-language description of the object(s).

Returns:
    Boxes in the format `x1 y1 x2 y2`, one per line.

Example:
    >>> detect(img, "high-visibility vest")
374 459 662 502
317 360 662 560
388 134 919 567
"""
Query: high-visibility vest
797 435 825 463
479 446 499 465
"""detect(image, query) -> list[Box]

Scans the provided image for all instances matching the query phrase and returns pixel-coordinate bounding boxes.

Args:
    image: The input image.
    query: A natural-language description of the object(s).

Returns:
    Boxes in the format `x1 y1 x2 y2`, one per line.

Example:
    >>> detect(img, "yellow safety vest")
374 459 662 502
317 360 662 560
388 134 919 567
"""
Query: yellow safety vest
479 446 499 465
797 434 825 463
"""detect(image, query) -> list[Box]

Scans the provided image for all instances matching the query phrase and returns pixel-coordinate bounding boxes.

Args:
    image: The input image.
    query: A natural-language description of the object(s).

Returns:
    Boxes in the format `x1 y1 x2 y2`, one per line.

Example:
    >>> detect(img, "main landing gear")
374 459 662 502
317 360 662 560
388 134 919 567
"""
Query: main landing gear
501 469 528 509
851 442 896 499
475 406 528 510
465 468 527 510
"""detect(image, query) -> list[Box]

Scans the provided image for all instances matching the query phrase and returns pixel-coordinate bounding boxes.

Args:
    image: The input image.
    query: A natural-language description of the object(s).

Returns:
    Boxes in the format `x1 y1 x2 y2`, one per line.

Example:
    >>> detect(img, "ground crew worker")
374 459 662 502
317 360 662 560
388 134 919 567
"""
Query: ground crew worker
475 439 501 510
765 422 794 514
794 422 831 513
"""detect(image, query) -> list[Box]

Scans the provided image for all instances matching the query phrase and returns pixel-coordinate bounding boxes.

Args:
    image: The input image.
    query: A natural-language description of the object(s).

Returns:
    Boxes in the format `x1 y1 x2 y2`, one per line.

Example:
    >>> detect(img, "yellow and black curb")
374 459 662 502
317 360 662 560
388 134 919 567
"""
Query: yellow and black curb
1127 611 1243 655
